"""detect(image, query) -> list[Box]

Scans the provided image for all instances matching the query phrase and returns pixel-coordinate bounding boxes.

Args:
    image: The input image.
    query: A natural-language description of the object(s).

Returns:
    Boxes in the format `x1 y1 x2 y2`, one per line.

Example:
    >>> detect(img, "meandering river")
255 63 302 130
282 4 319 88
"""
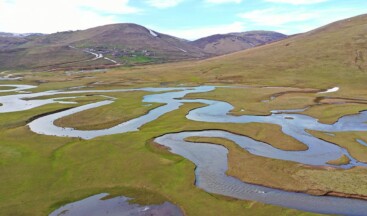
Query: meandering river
1 84 367 215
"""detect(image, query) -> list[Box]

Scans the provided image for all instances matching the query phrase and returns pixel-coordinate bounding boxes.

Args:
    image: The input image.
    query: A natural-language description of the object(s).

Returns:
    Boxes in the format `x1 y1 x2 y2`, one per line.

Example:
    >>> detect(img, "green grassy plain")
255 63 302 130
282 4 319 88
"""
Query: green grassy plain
0 86 15 91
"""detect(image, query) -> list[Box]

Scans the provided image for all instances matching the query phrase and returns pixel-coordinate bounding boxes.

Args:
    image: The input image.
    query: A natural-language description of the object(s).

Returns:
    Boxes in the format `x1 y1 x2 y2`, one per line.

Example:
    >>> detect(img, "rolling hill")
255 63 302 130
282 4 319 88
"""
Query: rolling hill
0 24 286 70
24 24 210 60
0 24 211 70
191 31 287 55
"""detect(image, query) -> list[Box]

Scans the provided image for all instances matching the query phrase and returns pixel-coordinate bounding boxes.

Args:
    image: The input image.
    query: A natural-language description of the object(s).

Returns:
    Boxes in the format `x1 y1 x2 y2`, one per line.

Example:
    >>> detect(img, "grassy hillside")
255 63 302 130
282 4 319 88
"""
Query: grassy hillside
0 24 211 70
117 14 367 89
0 46 92 70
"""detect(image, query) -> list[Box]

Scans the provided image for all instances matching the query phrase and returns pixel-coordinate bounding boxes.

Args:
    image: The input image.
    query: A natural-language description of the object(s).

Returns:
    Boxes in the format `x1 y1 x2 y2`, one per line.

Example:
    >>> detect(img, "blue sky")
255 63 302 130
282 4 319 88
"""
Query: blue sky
0 0 366 39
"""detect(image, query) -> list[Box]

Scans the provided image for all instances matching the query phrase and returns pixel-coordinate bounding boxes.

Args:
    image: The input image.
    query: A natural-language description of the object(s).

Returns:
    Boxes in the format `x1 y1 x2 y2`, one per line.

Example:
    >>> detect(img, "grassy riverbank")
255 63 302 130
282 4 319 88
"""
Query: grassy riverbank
308 130 367 163
54 91 164 130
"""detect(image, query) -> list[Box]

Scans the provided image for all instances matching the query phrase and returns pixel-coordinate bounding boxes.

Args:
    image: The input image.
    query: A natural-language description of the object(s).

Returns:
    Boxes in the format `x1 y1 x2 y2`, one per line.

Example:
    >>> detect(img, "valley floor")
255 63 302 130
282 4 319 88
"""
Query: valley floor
1 66 367 216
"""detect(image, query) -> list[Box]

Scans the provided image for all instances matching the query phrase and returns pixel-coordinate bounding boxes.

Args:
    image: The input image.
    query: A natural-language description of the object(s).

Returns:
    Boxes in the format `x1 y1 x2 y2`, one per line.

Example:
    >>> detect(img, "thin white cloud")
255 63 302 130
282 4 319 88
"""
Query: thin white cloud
0 0 140 33
238 7 367 34
79 0 140 14
205 0 242 3
265 0 328 4
238 8 315 26
145 0 184 8
151 22 246 40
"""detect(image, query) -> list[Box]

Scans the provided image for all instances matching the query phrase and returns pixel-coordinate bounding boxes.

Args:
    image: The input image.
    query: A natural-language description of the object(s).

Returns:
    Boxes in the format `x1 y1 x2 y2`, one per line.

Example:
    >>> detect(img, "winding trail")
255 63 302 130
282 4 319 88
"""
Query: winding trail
68 46 120 65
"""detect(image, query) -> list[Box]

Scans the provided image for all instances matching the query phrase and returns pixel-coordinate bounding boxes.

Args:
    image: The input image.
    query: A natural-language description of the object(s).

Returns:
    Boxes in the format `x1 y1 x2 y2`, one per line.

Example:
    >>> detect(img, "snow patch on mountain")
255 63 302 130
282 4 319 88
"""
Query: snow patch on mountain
148 29 158 37
178 48 187 53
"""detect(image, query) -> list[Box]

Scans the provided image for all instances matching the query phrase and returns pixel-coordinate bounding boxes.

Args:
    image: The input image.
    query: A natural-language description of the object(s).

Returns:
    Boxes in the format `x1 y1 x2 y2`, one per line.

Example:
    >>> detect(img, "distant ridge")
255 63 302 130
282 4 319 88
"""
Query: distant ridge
191 31 287 55
0 32 43 38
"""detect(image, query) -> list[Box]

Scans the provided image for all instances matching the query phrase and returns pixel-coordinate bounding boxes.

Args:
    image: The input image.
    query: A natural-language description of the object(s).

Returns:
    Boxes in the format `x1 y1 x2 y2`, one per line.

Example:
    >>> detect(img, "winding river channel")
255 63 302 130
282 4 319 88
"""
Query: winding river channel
1 84 367 215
